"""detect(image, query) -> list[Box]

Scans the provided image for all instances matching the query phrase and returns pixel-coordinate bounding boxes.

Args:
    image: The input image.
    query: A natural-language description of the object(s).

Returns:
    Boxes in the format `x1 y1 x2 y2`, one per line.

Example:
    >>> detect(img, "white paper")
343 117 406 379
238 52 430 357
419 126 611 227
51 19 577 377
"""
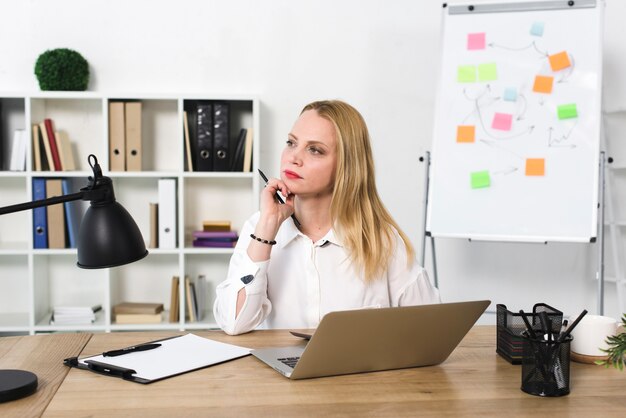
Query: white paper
79 333 250 381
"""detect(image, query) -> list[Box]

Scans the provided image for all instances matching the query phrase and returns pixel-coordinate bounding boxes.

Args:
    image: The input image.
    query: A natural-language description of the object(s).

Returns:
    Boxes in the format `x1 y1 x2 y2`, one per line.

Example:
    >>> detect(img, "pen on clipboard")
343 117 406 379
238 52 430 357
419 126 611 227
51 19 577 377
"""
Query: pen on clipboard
103 343 162 357
258 169 301 228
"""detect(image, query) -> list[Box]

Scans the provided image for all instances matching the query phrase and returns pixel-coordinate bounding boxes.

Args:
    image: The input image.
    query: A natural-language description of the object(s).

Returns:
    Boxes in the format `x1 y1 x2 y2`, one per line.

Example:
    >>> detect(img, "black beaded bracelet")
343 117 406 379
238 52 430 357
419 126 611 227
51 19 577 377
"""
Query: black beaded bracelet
250 233 277 246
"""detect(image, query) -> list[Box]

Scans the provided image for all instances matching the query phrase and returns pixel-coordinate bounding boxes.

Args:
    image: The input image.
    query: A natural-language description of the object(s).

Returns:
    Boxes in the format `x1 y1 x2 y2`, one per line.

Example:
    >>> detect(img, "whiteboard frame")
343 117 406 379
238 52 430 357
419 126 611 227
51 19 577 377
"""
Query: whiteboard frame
426 0 604 243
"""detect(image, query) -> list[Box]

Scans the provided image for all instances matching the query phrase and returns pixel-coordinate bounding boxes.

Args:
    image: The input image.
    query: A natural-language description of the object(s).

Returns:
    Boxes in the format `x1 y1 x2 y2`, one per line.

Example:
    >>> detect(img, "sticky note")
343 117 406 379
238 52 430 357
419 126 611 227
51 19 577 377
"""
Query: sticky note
557 103 578 119
457 125 475 143
503 87 517 102
533 75 554 94
492 113 513 131
467 33 486 50
549 51 571 71
478 62 497 82
471 171 491 189
525 158 545 176
458 65 476 83
530 22 544 37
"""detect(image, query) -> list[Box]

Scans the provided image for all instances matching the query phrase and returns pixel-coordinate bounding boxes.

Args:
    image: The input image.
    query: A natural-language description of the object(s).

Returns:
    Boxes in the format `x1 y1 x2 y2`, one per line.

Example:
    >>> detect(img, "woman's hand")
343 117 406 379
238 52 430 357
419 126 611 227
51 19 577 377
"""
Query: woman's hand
258 177 295 232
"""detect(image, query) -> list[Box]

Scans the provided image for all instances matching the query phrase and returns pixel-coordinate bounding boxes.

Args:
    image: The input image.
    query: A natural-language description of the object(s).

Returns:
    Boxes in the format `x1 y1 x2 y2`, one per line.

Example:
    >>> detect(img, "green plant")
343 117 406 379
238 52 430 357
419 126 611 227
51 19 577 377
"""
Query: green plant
597 314 626 370
34 48 89 91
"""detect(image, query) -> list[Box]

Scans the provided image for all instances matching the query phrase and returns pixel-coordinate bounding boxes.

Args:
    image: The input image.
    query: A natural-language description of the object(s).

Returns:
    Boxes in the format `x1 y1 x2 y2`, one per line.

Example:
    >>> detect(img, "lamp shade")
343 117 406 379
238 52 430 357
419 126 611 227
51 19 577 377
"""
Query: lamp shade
77 200 148 269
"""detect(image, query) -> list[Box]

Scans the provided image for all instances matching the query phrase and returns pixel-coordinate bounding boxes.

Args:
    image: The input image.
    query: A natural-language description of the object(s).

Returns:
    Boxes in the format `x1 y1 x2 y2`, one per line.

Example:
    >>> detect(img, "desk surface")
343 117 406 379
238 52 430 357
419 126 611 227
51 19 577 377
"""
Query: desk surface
1 326 624 417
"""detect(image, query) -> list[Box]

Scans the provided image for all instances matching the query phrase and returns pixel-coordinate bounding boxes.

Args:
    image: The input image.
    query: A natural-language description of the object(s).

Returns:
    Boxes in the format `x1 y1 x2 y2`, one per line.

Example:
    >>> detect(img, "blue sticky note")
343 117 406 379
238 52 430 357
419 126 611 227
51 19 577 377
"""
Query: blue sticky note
503 87 517 102
530 22 544 37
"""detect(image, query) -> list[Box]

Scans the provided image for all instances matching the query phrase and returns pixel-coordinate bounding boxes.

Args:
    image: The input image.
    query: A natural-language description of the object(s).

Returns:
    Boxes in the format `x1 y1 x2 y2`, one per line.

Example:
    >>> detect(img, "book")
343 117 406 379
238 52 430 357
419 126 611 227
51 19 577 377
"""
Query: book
230 128 247 171
192 239 236 248
108 101 126 171
38 121 54 172
9 129 27 171
184 276 196 322
62 179 82 249
242 128 254 172
149 202 158 248
32 124 42 171
51 305 101 325
115 313 163 324
46 179 66 249
44 119 62 170
32 178 48 249
202 220 231 232
55 131 76 171
125 101 142 171
113 302 164 315
183 111 193 171
195 275 207 321
169 276 180 323
192 231 238 239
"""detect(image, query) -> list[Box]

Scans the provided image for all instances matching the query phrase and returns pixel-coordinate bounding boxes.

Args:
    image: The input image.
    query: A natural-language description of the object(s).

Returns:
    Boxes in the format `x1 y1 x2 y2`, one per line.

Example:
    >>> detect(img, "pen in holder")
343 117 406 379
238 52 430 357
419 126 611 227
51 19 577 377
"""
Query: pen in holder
520 332 572 397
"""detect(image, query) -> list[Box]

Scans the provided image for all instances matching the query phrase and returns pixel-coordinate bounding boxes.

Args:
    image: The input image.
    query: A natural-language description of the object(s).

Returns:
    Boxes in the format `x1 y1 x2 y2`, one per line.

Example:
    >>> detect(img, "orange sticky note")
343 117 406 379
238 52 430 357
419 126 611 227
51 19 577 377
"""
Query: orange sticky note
549 51 571 71
533 75 554 94
526 158 545 176
456 125 475 143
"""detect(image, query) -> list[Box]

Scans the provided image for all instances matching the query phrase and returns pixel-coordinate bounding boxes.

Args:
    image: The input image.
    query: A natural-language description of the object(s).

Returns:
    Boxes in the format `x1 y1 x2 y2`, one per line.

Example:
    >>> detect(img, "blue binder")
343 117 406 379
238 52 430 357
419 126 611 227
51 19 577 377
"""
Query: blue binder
62 179 81 249
32 178 48 249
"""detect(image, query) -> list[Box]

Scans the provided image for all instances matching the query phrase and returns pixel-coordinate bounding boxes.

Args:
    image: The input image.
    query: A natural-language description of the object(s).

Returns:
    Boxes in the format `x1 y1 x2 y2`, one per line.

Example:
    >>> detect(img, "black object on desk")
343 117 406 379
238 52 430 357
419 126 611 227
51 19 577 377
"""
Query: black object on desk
103 343 162 357
0 370 38 403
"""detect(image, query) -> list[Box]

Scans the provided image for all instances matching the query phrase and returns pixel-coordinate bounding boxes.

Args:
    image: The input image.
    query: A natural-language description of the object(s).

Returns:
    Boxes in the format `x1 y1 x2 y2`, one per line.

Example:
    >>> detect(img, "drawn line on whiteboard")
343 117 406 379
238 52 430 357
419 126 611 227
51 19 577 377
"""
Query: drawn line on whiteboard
487 40 548 57
548 124 578 148
557 54 575 83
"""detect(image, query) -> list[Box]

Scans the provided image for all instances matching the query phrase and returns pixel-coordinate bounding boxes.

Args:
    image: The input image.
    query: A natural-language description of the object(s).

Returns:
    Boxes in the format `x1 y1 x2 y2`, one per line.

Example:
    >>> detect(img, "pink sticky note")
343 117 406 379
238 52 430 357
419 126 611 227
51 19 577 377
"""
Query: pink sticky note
492 113 513 131
467 33 486 50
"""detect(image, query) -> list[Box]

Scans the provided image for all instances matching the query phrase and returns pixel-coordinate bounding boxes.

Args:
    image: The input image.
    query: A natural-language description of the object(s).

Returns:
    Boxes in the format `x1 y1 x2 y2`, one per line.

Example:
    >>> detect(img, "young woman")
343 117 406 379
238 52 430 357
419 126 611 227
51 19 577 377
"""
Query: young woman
213 100 439 335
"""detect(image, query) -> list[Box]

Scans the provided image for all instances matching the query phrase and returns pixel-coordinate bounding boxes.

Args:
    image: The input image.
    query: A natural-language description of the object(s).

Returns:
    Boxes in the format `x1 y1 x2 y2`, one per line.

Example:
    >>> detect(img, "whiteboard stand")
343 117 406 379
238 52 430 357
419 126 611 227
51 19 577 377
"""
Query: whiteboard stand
597 151 606 315
420 151 439 289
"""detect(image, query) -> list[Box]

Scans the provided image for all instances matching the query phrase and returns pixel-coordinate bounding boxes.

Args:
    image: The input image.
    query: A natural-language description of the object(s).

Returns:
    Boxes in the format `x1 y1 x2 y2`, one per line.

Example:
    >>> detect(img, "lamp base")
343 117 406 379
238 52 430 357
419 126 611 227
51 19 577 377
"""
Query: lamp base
0 369 38 403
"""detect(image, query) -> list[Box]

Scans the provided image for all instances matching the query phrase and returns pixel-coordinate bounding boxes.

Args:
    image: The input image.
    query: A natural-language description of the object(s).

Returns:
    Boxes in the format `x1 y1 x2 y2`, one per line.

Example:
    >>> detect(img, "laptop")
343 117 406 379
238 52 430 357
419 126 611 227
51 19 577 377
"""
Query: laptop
251 300 490 379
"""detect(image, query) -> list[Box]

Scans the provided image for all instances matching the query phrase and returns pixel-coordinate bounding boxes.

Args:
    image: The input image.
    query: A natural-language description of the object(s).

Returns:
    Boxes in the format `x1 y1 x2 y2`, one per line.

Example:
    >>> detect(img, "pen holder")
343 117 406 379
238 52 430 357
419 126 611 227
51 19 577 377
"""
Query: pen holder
520 334 572 397
496 303 562 364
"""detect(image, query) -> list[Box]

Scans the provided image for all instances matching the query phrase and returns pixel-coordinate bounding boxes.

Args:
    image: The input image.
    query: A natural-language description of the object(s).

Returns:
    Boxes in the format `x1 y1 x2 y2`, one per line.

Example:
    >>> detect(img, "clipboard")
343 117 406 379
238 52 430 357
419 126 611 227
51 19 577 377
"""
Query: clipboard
64 333 250 384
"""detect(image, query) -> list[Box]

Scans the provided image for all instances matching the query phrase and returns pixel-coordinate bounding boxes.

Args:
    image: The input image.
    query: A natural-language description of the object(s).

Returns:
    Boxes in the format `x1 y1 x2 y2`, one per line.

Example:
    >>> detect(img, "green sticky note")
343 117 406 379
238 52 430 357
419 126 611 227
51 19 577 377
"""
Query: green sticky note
471 171 491 189
457 65 476 83
557 103 578 119
478 63 497 82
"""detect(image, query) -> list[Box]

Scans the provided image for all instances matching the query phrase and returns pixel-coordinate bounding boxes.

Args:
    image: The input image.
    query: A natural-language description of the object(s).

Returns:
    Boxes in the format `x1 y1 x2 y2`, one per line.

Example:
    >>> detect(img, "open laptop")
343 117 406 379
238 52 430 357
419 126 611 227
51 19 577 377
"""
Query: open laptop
251 300 490 379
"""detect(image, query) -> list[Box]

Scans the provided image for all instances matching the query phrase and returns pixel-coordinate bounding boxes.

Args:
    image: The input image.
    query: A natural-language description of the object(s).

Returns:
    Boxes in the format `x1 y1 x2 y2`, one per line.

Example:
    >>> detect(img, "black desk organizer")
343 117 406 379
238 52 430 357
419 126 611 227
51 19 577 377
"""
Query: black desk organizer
496 303 563 364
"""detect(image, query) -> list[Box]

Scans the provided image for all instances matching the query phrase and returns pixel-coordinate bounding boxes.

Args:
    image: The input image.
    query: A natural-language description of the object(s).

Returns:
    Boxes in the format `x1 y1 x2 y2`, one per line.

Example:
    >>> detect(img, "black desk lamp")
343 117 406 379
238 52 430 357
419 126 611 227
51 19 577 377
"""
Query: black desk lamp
0 154 148 403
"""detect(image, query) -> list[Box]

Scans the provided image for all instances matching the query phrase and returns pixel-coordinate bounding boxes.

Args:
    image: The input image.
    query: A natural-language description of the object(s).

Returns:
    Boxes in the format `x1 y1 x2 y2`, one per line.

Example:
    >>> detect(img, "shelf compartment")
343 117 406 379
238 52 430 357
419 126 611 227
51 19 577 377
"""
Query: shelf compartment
0 97 26 172
0 255 30 329
0 177 29 249
32 254 107 327
30 97 105 171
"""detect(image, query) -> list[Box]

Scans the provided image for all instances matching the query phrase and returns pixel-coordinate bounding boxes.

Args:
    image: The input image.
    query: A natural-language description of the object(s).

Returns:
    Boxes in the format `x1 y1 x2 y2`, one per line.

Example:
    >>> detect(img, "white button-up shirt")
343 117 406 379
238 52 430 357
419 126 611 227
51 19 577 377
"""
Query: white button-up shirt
213 212 440 335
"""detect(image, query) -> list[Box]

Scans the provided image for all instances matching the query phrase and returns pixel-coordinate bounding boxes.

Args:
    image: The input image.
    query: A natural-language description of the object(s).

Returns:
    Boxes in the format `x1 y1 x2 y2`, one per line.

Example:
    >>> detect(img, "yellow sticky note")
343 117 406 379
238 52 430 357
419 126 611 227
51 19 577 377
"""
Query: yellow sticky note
525 158 545 176
458 65 476 83
533 75 554 94
456 125 475 143
549 51 571 71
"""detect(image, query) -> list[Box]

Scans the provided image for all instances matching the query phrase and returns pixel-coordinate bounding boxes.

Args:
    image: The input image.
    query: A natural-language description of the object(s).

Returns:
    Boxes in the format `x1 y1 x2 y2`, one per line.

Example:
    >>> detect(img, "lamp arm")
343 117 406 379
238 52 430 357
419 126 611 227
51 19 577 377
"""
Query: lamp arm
0 191 85 216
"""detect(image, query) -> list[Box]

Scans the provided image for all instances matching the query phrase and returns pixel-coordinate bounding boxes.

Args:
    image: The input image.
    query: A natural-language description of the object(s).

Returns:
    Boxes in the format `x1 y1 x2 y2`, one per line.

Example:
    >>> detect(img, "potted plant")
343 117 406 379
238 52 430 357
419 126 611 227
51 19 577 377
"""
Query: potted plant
598 314 626 370
34 48 89 91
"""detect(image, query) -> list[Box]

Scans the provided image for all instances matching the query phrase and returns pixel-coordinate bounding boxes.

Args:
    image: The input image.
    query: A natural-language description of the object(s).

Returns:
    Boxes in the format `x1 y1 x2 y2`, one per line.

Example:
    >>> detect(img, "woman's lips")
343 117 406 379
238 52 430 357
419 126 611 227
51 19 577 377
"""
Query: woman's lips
284 170 301 179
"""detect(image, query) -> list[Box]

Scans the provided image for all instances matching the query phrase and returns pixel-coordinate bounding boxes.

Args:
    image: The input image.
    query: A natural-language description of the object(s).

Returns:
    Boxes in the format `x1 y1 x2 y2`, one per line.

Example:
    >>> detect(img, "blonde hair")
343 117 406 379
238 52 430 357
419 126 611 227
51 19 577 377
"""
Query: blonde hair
301 100 415 282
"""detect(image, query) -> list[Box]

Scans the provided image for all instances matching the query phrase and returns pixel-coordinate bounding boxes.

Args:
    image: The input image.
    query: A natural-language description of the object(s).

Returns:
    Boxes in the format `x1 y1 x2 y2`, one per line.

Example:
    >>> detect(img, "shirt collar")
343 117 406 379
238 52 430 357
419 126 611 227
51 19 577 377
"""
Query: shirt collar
275 219 344 248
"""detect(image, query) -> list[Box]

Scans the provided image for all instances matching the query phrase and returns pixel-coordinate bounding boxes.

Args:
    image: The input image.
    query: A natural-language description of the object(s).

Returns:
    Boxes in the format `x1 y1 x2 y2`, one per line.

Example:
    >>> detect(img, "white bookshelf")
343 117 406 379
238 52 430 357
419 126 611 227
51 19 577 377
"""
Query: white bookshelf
0 92 260 335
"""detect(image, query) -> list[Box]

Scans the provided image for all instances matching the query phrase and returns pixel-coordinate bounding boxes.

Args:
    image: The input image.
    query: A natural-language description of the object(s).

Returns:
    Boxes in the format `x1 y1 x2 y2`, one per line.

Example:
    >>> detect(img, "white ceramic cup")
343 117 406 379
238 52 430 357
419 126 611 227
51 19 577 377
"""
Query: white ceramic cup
570 315 618 357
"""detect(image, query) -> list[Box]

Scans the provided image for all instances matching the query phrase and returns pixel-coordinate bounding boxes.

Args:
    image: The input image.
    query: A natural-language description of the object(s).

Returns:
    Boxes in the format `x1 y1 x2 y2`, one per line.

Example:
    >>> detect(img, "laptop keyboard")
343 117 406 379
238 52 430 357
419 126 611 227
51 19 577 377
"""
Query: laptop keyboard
277 356 300 368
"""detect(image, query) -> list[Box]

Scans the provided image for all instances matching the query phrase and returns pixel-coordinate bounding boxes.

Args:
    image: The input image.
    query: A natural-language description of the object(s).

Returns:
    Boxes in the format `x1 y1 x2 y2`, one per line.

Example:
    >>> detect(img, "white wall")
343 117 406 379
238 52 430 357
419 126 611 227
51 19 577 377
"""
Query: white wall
1 0 624 321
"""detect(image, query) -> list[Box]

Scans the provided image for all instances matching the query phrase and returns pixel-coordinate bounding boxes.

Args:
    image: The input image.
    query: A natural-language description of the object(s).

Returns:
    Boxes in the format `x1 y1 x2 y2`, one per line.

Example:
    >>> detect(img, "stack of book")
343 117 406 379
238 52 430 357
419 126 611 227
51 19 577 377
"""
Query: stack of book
113 302 164 324
32 119 77 172
51 305 101 325
192 220 238 248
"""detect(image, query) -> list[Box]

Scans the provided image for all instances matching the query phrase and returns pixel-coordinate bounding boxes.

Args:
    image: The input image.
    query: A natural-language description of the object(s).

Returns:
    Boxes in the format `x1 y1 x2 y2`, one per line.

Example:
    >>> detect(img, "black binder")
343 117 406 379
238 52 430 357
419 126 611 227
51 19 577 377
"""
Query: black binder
230 128 247 171
63 333 249 384
196 102 213 171
212 102 230 171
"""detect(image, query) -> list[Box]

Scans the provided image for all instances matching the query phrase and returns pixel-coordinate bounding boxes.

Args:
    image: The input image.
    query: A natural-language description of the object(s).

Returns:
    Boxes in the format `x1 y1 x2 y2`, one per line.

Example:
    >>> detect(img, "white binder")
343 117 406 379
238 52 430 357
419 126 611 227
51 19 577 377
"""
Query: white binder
158 178 177 249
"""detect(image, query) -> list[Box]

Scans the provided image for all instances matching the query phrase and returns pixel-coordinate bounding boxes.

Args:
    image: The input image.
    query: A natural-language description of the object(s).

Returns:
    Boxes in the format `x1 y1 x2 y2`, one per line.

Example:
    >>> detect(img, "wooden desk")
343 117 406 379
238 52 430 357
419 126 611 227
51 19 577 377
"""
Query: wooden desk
1 327 624 417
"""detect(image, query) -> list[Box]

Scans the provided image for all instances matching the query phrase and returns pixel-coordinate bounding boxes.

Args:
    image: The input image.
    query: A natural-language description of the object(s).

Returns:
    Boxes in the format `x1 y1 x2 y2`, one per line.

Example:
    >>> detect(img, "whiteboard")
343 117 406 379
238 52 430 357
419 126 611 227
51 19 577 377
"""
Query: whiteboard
426 0 603 243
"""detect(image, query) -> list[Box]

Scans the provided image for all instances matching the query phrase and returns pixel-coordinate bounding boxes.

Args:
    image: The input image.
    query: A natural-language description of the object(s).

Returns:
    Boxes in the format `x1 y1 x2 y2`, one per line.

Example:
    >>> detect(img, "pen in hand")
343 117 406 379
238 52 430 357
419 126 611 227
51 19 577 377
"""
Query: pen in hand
103 343 161 357
258 169 301 228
